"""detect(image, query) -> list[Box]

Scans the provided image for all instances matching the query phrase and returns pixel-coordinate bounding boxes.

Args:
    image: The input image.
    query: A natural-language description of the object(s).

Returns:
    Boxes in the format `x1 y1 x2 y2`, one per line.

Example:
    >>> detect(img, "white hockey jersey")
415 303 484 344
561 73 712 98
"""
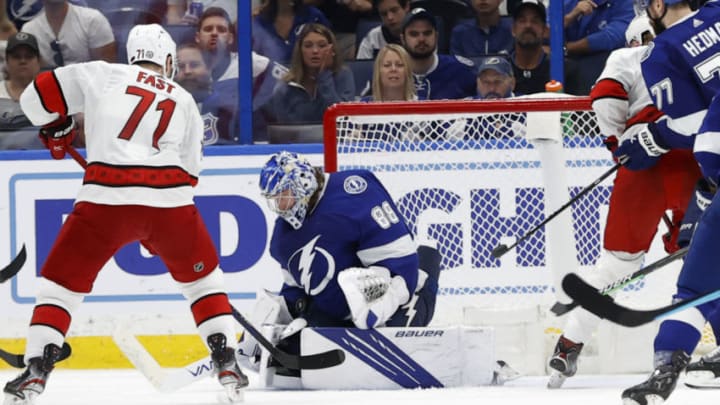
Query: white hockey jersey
20 61 204 208
589 46 659 140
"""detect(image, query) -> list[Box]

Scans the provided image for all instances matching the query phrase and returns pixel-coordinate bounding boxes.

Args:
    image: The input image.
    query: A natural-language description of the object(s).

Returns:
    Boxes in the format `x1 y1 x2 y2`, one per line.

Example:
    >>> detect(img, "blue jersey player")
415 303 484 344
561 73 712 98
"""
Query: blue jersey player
610 0 720 402
236 152 440 372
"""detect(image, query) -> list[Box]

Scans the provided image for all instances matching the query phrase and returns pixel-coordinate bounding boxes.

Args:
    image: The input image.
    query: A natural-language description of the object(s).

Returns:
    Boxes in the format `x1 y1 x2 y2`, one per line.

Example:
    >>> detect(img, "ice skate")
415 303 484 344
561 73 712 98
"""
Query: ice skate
621 350 690 405
547 335 583 389
3 344 62 405
685 345 720 389
491 360 522 386
208 333 249 403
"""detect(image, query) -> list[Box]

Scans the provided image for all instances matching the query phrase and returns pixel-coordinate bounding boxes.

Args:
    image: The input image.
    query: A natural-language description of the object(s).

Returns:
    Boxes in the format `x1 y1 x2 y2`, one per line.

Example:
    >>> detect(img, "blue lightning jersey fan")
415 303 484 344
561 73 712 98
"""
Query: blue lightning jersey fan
414 55 476 100
268 170 419 322
640 0 720 179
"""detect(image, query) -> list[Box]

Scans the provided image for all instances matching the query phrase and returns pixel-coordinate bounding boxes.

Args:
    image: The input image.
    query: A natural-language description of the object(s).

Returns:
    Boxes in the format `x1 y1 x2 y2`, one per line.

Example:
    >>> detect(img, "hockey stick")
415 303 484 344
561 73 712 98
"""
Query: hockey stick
550 246 689 315
0 342 72 368
230 305 345 370
491 162 622 258
561 272 720 327
0 244 26 283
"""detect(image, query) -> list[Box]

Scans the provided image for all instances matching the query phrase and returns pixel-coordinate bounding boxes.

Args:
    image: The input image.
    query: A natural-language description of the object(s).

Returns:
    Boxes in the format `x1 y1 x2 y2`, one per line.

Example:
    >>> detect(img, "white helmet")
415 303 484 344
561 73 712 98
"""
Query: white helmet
625 15 655 46
126 24 177 79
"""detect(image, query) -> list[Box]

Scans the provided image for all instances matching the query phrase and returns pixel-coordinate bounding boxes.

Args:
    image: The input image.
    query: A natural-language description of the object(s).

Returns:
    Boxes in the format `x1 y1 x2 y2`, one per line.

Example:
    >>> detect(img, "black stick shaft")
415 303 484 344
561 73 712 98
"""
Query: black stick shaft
495 162 621 258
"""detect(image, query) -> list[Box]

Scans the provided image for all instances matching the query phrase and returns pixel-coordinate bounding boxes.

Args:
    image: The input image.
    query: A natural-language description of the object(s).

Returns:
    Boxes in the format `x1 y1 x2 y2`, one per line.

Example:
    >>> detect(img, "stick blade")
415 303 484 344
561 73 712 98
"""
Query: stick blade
0 244 27 283
491 244 508 258
561 273 657 327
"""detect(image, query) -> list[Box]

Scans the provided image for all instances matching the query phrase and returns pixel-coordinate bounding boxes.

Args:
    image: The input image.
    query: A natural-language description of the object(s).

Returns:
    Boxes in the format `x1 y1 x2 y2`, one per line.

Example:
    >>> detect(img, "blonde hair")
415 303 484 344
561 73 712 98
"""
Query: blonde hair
284 23 342 84
371 44 416 102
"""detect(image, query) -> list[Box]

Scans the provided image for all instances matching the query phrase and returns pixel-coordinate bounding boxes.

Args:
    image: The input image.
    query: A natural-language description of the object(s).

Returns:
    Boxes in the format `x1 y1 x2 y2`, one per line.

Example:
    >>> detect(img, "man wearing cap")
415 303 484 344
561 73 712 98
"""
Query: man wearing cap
0 32 40 131
0 32 42 148
450 0 514 57
400 7 476 100
475 55 515 99
509 0 549 94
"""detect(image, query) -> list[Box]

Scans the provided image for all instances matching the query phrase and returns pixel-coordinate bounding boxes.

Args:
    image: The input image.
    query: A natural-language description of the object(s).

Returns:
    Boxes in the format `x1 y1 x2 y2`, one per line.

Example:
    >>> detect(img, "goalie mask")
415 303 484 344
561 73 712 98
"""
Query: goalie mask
259 151 319 230
126 24 177 79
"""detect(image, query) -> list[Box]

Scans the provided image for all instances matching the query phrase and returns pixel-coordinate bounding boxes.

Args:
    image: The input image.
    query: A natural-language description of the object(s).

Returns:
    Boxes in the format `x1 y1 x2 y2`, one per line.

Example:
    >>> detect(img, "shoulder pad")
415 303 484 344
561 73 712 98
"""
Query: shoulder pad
342 174 369 195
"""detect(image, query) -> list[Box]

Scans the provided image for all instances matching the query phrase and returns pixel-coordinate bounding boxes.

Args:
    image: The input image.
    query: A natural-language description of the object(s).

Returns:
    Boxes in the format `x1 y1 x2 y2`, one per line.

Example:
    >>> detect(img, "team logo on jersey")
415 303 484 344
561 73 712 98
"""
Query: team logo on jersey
344 175 367 194
288 235 336 296
202 113 219 145
8 0 42 23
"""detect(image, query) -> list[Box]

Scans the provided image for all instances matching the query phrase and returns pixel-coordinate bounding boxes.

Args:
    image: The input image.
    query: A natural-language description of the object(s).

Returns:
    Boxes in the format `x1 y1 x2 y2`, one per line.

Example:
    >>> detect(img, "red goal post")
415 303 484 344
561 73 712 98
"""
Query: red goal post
320 96 691 375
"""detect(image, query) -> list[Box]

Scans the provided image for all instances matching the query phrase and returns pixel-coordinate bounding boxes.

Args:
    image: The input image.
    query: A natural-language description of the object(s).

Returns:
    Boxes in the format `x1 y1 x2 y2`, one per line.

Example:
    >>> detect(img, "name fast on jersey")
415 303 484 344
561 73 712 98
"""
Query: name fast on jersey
682 21 720 57
135 71 176 94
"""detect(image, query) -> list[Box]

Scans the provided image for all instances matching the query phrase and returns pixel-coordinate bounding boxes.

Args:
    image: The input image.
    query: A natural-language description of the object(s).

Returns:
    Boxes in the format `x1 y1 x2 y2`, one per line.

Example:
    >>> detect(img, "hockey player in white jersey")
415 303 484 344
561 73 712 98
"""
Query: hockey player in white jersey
546 15 701 389
2 24 247 404
604 0 720 402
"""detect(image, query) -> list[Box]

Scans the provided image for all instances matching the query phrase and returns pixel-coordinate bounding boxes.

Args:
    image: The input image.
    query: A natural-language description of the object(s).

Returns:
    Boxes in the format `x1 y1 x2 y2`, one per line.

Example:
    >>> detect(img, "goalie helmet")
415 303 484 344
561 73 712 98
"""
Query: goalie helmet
126 24 177 79
259 151 319 230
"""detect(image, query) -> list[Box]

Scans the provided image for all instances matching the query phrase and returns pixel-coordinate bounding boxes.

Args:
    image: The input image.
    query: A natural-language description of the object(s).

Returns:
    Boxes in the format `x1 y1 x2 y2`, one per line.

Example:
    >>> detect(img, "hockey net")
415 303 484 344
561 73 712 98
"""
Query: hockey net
322 96 714 375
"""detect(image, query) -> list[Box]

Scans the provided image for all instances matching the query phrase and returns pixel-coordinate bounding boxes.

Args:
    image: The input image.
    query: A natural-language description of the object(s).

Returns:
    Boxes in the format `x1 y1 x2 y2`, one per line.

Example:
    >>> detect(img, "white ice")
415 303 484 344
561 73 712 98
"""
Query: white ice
0 369 714 405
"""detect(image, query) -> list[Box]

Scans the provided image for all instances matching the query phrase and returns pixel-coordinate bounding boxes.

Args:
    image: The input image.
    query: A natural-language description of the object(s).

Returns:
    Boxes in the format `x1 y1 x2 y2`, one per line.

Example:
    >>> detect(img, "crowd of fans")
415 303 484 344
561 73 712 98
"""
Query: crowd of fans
0 0 639 146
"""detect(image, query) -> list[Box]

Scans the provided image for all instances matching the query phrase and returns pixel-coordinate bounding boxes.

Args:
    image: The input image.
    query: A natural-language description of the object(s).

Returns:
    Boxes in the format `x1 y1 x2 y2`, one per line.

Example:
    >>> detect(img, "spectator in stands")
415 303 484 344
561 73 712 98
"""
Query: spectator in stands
0 0 18 73
21 0 116 69
270 23 354 124
401 8 476 100
176 42 213 103
475 56 516 99
356 0 409 60
562 0 633 94
167 0 237 24
509 0 549 95
251 0 330 64
450 0 514 57
305 0 374 60
195 7 238 82
364 43 416 101
0 32 42 149
5 0 89 30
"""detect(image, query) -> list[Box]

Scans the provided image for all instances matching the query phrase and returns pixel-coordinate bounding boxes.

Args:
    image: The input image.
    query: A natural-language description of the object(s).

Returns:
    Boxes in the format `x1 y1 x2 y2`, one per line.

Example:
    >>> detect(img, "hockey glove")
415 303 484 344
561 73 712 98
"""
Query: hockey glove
661 214 681 254
677 178 716 248
603 135 620 163
39 116 76 160
338 266 410 329
613 122 669 170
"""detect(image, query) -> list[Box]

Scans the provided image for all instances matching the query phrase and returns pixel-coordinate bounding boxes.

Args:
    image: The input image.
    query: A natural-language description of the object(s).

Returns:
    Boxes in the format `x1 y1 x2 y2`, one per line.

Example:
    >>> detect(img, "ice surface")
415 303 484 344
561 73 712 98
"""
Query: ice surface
0 369 714 405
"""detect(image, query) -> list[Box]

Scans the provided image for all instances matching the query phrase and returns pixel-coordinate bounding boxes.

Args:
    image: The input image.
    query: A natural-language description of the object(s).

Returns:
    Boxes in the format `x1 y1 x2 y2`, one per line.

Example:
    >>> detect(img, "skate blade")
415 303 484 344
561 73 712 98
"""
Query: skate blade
622 394 664 405
547 371 567 389
685 370 720 389
216 386 245 403
3 391 38 405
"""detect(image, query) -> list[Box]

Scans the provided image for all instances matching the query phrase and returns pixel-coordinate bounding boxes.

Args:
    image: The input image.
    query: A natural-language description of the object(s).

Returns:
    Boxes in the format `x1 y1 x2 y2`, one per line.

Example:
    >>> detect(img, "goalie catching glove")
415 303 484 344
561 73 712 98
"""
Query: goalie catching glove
338 266 410 329
39 116 77 160
613 121 669 170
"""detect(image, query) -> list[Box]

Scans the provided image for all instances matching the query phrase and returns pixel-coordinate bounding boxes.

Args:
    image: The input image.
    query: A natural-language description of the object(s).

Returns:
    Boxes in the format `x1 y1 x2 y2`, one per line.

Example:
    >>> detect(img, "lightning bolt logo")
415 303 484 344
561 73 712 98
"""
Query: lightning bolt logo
298 236 319 293
12 0 37 20
289 234 336 296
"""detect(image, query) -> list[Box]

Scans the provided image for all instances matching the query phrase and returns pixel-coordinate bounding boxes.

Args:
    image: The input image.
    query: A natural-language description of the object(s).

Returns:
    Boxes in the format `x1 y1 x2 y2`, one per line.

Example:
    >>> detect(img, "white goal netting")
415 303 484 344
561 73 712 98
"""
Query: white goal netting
323 96 713 375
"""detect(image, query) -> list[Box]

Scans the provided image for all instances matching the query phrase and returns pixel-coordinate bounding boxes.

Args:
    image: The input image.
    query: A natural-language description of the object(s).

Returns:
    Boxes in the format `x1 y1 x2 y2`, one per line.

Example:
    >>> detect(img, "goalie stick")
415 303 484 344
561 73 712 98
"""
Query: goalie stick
561 272 720 327
0 244 27 283
0 342 72 368
550 246 689 316
230 305 345 370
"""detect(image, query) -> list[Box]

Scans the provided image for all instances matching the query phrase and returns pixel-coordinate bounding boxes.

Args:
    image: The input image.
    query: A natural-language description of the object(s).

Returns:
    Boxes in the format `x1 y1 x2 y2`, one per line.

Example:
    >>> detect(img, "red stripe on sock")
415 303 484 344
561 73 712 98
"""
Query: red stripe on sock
190 293 231 326
31 304 71 335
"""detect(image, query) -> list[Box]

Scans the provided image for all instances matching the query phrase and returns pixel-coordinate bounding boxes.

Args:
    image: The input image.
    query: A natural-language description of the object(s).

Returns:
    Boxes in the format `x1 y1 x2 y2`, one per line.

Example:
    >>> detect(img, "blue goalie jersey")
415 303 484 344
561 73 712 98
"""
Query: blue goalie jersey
268 170 419 321
640 1 720 180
